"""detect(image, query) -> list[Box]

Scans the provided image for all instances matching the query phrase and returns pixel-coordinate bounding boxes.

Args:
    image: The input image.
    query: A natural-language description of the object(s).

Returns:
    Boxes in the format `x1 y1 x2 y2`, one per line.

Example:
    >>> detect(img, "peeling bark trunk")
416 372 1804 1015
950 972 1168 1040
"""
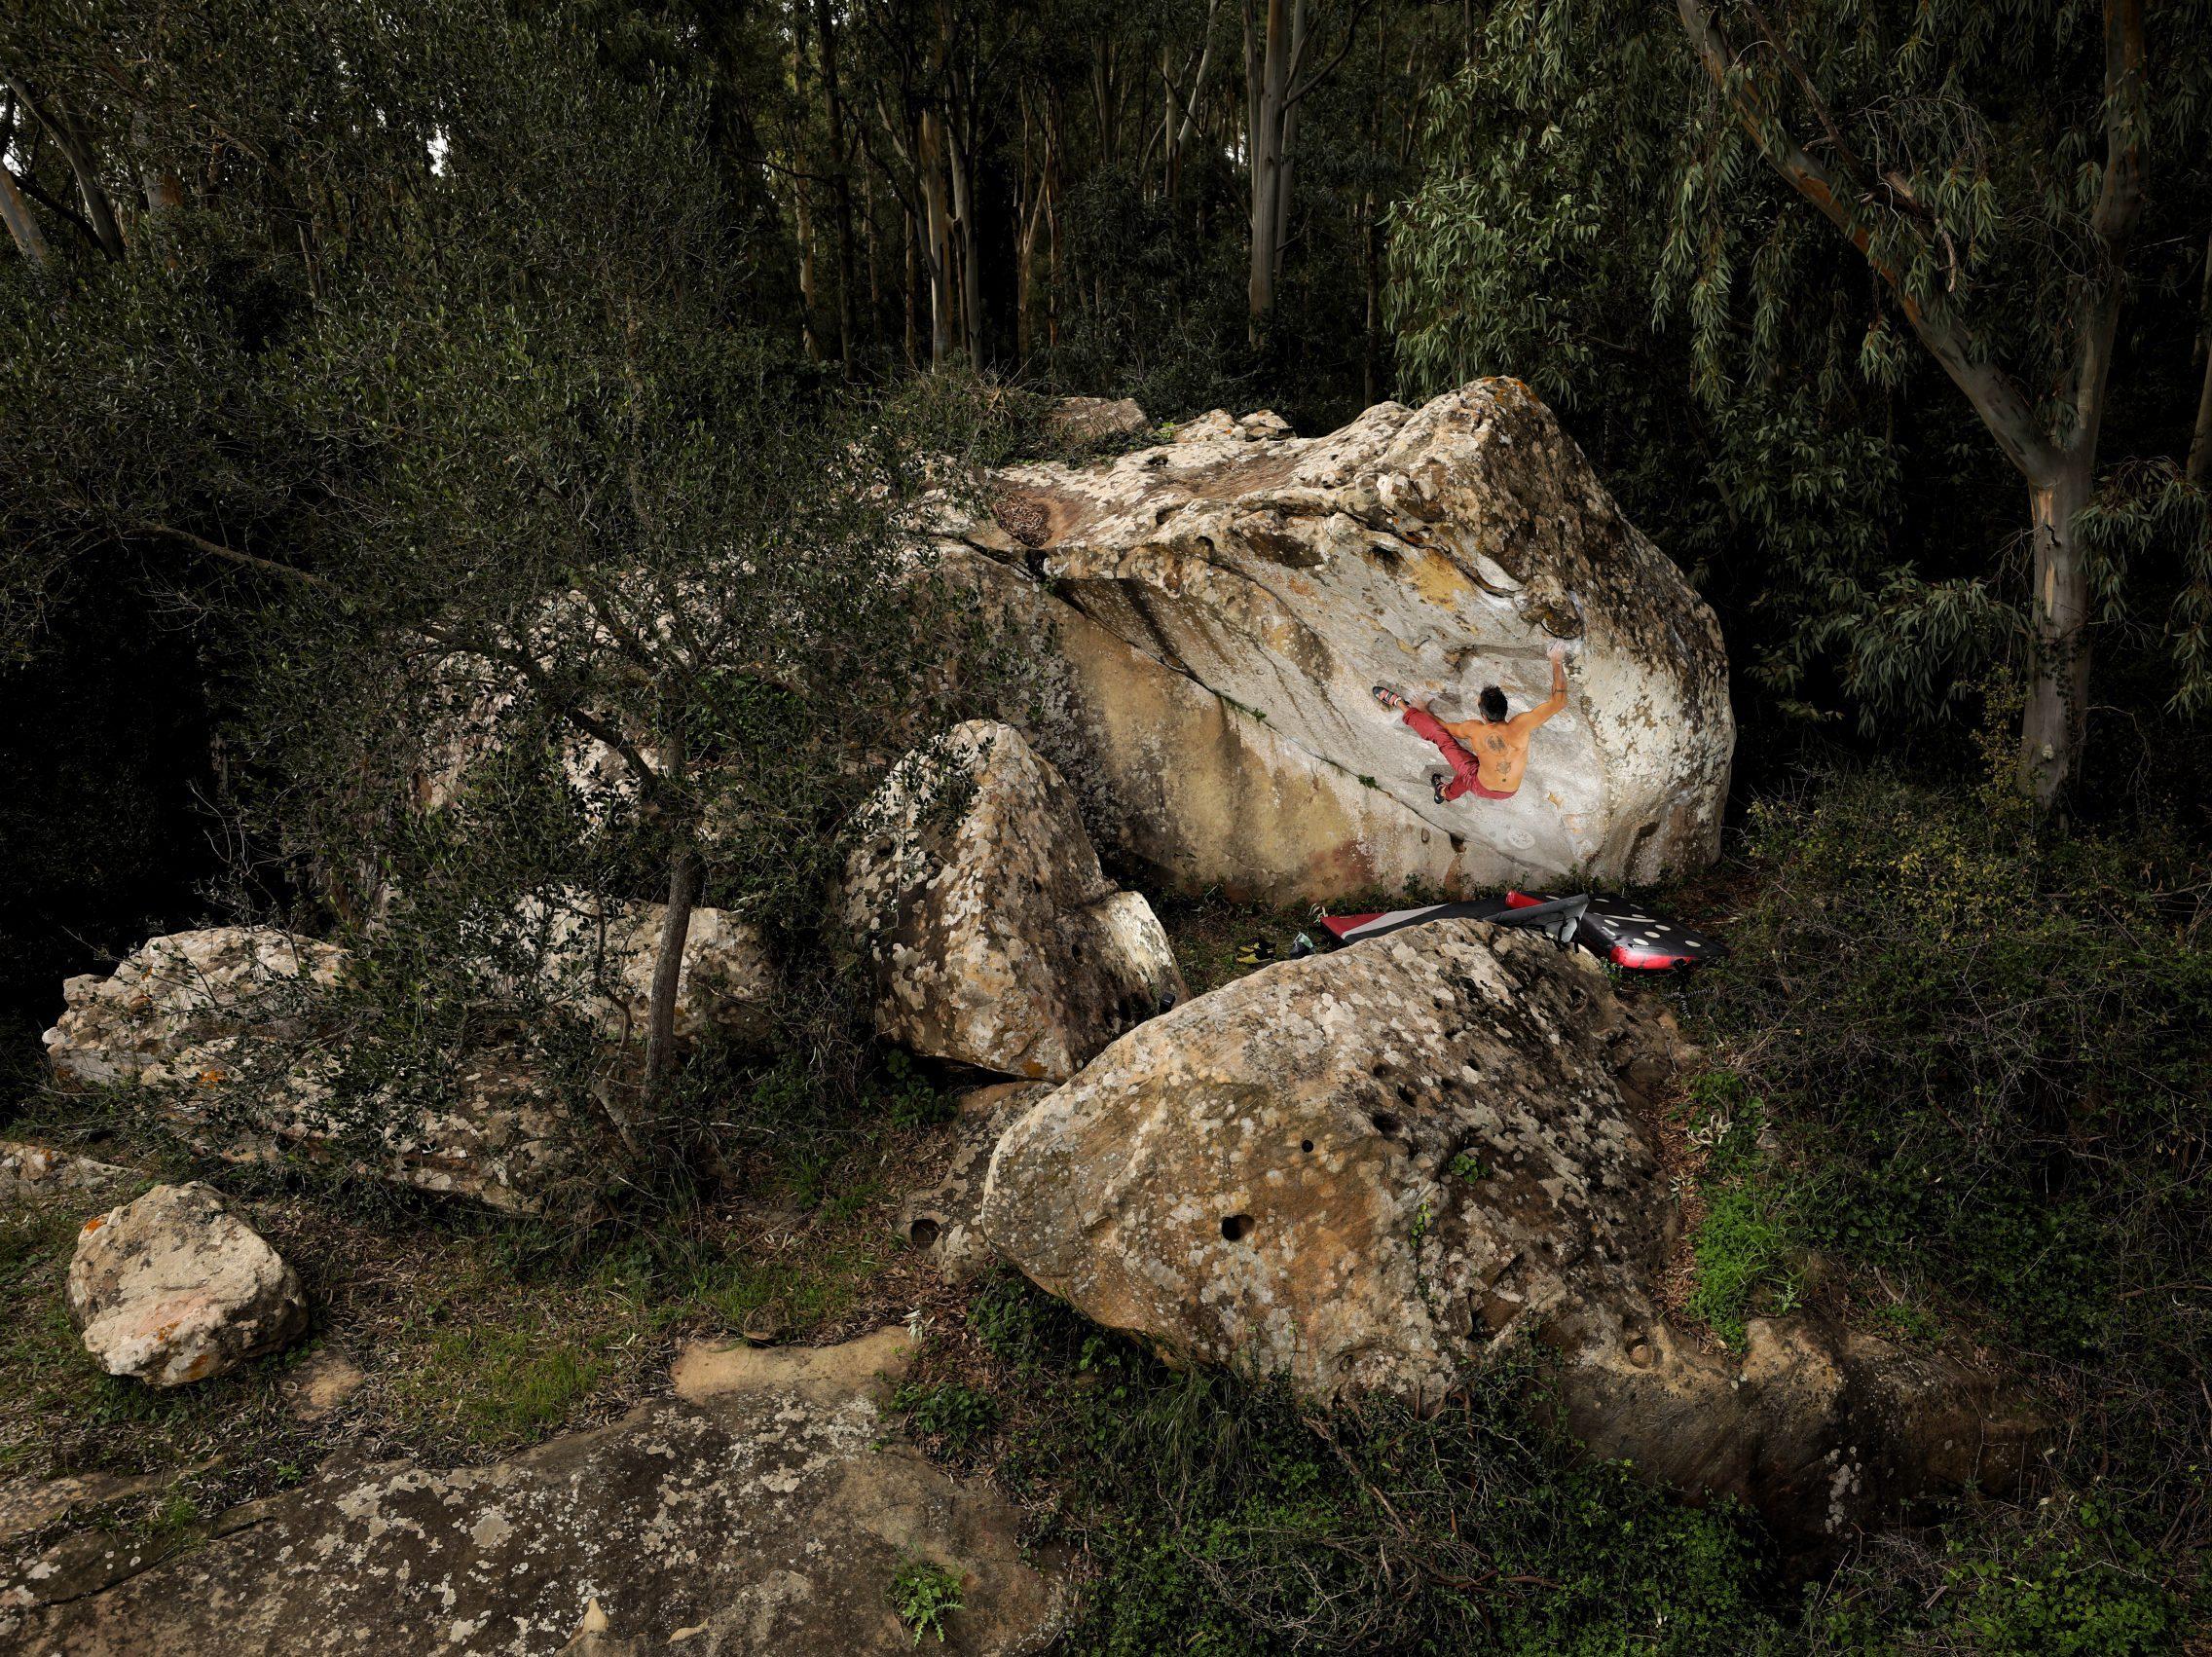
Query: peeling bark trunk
2190 229 2212 490
0 162 51 268
2019 467 2094 809
796 183 823 362
918 110 955 367
815 0 856 365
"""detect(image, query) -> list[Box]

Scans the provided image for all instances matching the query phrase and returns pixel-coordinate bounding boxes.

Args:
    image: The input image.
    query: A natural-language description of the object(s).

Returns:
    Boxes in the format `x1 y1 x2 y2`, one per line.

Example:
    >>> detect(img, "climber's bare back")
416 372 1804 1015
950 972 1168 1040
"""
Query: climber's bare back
1447 716 1539 795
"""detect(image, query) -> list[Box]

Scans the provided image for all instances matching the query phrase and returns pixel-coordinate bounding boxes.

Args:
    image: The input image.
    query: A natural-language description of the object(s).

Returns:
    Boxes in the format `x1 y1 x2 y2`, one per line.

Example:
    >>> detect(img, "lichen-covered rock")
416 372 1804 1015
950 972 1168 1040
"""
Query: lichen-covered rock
942 379 1733 902
977 920 2033 1544
65 1183 306 1388
844 720 1186 1081
0 1142 138 1201
42 904 775 1214
44 929 345 1087
895 1083 1054 1277
4 1328 1069 1654
1041 394 1149 447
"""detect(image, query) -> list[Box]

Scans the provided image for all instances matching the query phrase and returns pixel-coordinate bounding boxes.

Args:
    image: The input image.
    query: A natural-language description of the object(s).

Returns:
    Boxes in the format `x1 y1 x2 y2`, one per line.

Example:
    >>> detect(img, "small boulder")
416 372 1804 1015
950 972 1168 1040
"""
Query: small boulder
66 1183 307 1387
843 720 1187 1082
1041 394 1149 447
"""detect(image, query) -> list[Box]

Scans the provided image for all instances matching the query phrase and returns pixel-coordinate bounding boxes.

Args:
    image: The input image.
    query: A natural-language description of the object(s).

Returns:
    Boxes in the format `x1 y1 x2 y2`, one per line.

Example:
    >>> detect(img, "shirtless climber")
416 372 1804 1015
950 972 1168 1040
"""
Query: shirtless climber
1373 642 1570 803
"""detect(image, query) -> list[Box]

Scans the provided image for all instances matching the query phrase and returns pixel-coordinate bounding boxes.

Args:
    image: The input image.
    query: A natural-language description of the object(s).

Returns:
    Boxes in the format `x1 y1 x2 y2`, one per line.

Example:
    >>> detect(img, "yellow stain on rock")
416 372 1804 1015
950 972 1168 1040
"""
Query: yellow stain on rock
1410 548 1477 611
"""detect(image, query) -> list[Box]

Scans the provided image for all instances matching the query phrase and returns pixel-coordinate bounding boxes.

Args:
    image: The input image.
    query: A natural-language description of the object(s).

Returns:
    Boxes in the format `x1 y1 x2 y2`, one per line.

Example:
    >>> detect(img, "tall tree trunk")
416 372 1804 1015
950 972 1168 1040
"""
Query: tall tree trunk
644 842 704 1101
1244 0 1318 341
917 110 954 367
1361 190 1380 406
796 182 823 361
815 0 856 366
947 118 983 367
2190 228 2212 490
903 204 920 368
2019 465 2094 808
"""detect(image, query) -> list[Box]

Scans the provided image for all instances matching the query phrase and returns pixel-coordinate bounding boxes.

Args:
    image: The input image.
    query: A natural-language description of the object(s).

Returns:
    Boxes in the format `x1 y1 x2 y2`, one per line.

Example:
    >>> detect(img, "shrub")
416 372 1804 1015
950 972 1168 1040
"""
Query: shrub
1687 770 2211 1539
888 1559 965 1646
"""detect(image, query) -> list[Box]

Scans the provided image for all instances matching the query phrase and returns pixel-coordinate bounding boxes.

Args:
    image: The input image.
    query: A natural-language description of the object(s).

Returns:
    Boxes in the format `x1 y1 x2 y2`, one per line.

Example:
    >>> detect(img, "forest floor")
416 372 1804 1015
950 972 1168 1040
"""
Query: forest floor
3 788 2202 1650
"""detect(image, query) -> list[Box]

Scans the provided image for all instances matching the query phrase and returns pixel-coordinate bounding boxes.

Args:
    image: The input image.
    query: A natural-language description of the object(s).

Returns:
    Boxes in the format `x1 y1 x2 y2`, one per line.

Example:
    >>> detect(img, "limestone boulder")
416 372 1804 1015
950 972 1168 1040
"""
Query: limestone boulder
977 920 2033 1546
65 1183 307 1388
43 904 776 1214
844 720 1186 1082
44 929 345 1087
511 889 776 1046
5 1328 1069 1654
940 379 1733 902
1041 394 1150 447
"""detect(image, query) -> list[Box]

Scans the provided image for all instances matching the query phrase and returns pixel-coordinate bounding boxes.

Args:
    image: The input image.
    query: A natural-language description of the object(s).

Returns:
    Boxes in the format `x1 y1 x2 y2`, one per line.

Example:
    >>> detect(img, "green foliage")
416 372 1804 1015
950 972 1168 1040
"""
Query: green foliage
957 1275 1787 1653
1685 1183 1800 1352
1808 1496 2180 1655
891 1381 1002 1457
888 1558 966 1646
1688 768 2211 1565
1388 0 2212 754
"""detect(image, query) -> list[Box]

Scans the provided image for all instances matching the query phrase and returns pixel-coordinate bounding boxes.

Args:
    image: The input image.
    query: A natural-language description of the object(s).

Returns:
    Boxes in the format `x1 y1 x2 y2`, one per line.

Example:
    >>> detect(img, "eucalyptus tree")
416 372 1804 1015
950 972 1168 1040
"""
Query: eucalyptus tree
1393 0 2212 802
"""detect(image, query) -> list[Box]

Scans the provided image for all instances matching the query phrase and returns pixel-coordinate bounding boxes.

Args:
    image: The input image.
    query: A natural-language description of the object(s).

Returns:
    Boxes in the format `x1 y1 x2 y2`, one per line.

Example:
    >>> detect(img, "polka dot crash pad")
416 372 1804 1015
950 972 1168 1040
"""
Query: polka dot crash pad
1317 893 1722 971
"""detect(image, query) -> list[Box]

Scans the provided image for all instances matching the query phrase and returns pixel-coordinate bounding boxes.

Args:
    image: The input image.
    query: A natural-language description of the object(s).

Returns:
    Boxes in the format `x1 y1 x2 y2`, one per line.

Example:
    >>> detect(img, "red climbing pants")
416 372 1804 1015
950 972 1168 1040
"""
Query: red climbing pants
1403 706 1516 801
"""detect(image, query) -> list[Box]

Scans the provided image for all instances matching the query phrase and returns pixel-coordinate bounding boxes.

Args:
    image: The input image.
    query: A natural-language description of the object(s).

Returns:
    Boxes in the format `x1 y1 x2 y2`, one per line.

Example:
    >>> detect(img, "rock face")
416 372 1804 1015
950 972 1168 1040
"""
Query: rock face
895 1083 1054 1278
940 379 1733 901
844 720 1187 1081
977 920 2033 1545
65 1183 307 1388
5 1329 1069 1655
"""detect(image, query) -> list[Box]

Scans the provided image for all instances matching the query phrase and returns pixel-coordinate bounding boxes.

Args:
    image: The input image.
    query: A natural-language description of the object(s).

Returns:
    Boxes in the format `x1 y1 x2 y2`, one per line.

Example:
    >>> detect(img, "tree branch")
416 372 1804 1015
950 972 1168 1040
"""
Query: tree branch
1673 0 2061 483
129 521 334 587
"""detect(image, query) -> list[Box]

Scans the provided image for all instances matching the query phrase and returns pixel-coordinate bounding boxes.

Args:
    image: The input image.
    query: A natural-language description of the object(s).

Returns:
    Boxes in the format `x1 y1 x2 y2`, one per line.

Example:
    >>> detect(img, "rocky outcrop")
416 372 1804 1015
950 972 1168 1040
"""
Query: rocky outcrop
844 720 1186 1081
940 379 1733 902
65 1183 307 1388
977 920 2033 1545
5 1328 1069 1654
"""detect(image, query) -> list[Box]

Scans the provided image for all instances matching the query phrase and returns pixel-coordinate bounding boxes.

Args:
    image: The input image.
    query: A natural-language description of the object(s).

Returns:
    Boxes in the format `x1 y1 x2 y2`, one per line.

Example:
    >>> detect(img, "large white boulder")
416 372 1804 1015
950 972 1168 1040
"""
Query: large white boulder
44 929 345 1087
977 919 2034 1545
66 1182 307 1387
942 379 1733 902
844 720 1187 1082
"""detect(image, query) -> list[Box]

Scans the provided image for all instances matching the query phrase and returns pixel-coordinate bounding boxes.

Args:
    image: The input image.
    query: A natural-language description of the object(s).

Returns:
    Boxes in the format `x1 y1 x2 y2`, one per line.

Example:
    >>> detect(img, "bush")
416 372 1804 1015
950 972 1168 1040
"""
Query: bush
1687 769 2211 1555
959 1275 1787 1654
